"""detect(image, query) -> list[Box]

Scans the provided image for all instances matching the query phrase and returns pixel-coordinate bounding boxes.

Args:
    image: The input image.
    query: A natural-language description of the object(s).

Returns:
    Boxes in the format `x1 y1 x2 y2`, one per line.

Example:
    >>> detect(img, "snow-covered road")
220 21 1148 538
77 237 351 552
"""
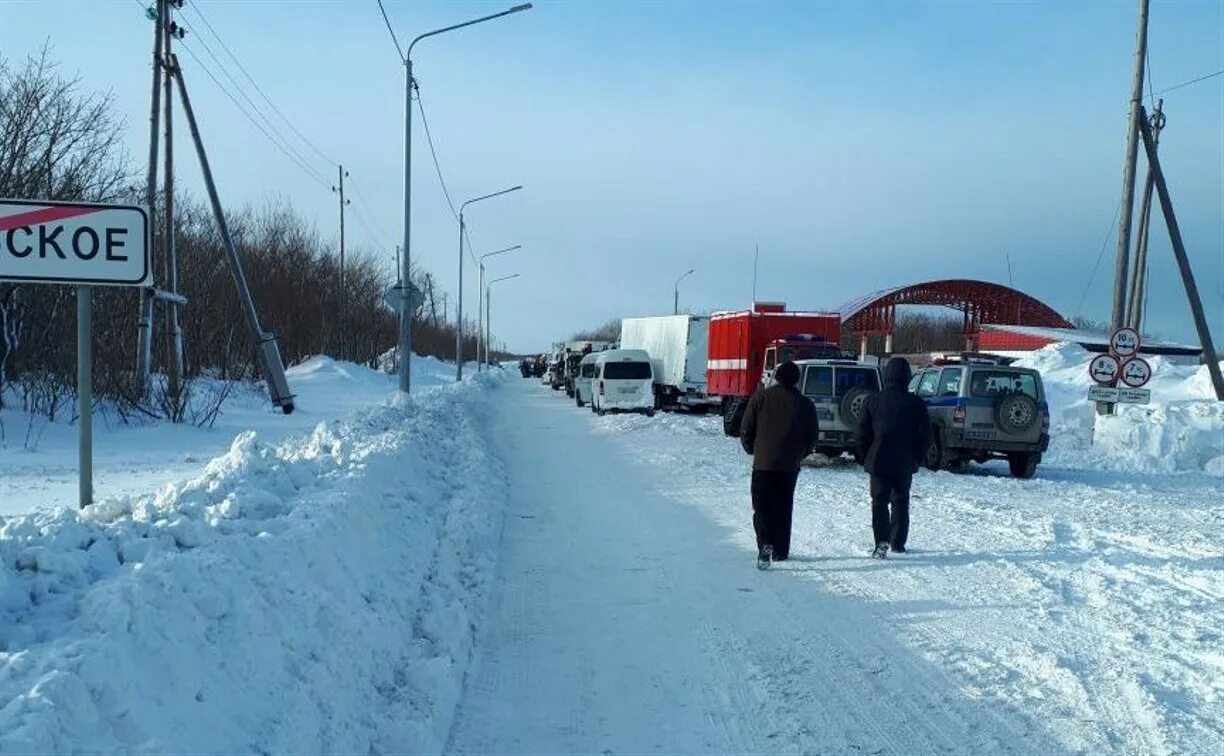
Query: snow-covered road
450 379 1059 754
450 377 1222 755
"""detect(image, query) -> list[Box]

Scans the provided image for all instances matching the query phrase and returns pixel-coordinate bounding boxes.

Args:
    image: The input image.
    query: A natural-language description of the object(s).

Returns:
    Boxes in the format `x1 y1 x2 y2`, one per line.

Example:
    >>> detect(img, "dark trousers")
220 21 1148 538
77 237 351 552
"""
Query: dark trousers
751 469 799 559
869 473 912 549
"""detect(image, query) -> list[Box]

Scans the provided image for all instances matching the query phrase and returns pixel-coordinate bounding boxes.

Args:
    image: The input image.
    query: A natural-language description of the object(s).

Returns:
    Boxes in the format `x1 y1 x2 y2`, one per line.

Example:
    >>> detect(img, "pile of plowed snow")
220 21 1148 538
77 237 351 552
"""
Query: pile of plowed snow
0 366 507 754
1014 343 1223 475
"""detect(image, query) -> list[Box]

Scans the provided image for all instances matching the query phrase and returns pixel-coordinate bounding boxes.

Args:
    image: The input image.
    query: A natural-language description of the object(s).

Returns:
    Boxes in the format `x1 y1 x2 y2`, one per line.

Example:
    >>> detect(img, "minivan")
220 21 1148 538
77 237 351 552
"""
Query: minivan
574 352 602 408
591 349 656 416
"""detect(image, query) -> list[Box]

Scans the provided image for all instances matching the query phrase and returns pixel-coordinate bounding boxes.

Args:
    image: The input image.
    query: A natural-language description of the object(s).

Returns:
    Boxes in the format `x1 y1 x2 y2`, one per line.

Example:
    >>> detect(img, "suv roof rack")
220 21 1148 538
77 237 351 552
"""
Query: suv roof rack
930 352 1018 367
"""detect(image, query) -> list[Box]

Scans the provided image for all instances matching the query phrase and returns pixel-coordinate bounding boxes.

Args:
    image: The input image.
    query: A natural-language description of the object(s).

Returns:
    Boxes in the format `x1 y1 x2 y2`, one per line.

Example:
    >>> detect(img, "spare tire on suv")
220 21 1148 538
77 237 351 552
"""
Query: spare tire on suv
996 393 1039 434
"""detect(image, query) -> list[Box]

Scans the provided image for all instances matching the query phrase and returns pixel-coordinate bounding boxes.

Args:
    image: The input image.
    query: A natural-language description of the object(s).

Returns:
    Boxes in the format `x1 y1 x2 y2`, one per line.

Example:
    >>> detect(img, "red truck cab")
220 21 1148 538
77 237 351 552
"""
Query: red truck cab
707 303 842 436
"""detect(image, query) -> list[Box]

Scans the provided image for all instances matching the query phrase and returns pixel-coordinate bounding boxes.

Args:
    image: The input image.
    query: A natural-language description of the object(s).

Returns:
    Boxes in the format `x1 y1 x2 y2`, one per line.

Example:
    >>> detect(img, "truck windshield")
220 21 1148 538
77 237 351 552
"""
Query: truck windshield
604 362 651 380
781 345 841 362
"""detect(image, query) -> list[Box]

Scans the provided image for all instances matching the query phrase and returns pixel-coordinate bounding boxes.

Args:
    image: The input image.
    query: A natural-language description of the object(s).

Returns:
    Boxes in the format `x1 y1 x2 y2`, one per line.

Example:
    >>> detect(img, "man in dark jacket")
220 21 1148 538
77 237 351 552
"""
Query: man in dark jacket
740 361 819 569
855 356 932 559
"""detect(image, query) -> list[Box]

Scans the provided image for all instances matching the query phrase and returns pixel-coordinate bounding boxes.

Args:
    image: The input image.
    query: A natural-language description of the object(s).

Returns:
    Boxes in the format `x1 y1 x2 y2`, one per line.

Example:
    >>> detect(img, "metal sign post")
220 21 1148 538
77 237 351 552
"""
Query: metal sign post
1 198 150 508
1090 328 1155 410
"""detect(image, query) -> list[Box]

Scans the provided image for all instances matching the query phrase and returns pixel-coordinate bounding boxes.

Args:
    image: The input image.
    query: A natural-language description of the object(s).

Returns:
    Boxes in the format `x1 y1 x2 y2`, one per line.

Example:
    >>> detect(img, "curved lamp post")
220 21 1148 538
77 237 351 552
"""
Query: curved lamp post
673 268 695 315
457 187 521 379
394 2 532 392
477 244 521 371
486 273 521 366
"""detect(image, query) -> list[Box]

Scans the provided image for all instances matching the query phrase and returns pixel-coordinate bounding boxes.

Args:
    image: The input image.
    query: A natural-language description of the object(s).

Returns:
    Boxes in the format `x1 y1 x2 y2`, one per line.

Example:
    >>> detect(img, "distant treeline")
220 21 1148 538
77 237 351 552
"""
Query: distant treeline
0 49 486 422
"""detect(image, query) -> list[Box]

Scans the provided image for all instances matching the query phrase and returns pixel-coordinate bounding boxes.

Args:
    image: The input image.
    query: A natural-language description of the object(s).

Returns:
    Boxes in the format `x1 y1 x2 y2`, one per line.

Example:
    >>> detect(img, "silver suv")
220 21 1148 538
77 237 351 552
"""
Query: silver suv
909 356 1049 478
794 359 882 458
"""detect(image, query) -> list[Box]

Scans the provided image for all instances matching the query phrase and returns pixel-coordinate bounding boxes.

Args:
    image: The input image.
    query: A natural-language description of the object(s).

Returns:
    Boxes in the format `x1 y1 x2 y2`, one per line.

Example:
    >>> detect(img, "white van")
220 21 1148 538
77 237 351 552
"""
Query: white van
591 349 655 416
573 352 602 408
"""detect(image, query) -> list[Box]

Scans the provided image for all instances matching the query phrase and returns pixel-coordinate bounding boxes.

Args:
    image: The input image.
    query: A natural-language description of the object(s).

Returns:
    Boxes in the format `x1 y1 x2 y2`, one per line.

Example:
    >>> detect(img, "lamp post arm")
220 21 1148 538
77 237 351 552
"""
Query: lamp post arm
408 4 532 58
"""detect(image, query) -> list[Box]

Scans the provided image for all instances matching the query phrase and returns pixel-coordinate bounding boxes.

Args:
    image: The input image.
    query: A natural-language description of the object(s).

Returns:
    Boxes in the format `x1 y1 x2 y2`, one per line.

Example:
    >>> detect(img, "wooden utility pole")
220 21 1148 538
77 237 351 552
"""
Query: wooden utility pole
164 2 183 399
332 166 349 359
137 0 166 396
1137 106 1224 401
1126 100 1164 331
1110 0 1150 334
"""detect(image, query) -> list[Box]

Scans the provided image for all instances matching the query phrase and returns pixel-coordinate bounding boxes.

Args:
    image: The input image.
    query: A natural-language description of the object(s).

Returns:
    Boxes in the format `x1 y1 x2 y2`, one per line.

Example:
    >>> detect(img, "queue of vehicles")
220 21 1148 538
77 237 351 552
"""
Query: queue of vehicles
521 302 1050 478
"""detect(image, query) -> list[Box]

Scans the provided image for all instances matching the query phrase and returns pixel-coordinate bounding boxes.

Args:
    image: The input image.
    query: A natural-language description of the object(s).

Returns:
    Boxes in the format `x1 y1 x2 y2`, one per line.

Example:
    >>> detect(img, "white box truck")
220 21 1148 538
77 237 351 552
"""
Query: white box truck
619 315 719 411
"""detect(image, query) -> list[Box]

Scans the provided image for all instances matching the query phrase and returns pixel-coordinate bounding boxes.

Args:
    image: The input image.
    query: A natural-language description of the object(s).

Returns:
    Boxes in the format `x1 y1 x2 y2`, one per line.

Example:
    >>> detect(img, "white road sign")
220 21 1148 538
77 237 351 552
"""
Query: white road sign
1120 356 1153 388
1109 327 1141 359
384 282 425 311
1088 385 1119 403
1118 387 1151 404
1088 354 1121 385
0 199 149 286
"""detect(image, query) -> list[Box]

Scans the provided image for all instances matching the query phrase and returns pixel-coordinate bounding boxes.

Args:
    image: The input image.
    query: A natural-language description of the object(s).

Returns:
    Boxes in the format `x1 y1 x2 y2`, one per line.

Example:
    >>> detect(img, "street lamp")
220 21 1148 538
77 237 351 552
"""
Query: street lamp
673 268 695 315
477 244 521 371
394 2 532 393
486 273 521 366
458 187 522 380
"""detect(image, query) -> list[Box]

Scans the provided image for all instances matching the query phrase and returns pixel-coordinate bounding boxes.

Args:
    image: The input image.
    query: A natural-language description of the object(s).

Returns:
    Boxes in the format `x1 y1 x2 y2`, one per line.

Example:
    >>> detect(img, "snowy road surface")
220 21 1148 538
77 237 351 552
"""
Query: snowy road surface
450 378 1221 755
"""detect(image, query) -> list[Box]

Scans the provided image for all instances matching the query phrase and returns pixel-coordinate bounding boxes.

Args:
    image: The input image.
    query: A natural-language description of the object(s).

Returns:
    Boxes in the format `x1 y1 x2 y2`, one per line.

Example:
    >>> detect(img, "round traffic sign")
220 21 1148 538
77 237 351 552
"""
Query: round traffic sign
1110 327 1141 358
1120 356 1153 388
1088 354 1121 385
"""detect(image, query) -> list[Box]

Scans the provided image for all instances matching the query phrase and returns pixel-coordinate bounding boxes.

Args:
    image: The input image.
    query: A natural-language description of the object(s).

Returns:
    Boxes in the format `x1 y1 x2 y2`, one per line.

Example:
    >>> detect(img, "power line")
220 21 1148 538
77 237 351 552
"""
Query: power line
185 0 337 168
1155 69 1224 95
178 16 329 187
177 42 330 189
376 0 406 63
414 82 460 221
347 178 395 243
1075 199 1124 316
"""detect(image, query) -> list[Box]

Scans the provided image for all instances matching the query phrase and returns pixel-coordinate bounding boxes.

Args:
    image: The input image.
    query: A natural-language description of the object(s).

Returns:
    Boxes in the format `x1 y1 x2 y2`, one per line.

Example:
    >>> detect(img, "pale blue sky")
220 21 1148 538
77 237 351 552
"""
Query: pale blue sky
2 0 1221 352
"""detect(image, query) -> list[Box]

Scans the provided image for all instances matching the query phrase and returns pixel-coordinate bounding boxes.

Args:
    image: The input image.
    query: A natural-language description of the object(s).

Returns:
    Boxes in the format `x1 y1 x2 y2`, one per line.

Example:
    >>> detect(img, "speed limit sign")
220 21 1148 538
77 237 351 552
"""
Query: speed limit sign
1120 357 1152 388
1089 354 1121 385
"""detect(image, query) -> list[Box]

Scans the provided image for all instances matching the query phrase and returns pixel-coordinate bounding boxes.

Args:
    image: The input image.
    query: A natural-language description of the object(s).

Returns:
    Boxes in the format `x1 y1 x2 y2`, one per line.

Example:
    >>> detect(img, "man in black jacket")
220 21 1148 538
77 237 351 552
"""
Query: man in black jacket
855 357 932 559
740 361 819 569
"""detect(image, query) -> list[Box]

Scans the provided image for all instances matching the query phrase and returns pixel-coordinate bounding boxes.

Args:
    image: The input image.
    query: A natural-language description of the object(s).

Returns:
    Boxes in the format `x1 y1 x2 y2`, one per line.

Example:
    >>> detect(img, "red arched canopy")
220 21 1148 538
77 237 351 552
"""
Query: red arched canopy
838 279 1073 335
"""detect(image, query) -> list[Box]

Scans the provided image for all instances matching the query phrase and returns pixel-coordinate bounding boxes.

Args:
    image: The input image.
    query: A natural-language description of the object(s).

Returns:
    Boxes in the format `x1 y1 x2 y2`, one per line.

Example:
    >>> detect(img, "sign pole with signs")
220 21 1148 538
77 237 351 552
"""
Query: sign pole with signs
1090 327 1153 411
1 198 150 508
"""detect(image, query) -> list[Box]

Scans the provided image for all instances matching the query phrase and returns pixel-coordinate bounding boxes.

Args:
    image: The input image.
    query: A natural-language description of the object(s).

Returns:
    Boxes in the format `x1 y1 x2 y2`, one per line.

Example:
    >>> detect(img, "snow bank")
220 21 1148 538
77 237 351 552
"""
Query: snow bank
0 370 507 754
1014 343 1224 475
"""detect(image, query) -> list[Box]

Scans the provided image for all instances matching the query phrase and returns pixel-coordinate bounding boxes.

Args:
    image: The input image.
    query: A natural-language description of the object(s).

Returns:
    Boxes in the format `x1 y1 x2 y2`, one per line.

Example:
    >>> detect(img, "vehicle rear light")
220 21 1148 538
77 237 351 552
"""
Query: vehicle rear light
952 405 966 425
599 380 604 395
1042 411 1050 432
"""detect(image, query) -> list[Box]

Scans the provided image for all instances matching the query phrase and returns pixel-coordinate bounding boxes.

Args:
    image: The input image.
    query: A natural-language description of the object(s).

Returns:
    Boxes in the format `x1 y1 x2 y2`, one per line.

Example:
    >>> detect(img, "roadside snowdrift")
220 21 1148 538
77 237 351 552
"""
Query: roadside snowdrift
1014 343 1223 475
0 367 507 754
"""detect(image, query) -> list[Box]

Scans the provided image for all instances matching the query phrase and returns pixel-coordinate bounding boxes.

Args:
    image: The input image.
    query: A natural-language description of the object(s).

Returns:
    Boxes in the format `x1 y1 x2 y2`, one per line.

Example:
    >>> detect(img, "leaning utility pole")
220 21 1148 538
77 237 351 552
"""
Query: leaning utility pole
1137 106 1224 401
332 165 349 360
1126 100 1164 331
1109 0 1150 334
171 53 295 413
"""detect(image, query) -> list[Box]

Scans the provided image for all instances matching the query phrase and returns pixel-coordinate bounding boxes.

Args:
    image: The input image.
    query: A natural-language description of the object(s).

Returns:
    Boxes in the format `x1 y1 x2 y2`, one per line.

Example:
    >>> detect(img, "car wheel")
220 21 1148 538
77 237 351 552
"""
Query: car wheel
646 410 656 418
576 395 584 408
1009 453 1038 479
722 398 746 437
924 434 946 471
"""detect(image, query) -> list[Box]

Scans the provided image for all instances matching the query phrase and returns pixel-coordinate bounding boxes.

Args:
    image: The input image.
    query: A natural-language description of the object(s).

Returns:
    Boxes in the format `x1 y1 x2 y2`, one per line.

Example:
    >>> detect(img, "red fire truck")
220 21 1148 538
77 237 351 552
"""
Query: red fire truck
708 303 842 436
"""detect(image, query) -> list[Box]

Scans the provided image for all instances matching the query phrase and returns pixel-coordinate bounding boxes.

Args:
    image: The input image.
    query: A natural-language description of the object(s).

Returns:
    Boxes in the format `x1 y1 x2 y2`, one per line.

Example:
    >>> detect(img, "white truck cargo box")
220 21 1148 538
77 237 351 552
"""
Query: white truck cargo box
619 315 716 408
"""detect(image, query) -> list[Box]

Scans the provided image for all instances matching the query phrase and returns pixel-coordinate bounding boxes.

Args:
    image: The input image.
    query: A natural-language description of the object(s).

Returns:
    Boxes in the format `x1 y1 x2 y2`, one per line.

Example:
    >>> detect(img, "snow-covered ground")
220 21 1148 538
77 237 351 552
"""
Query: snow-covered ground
2 344 1220 754
1014 343 1224 475
1 357 507 753
0 355 459 516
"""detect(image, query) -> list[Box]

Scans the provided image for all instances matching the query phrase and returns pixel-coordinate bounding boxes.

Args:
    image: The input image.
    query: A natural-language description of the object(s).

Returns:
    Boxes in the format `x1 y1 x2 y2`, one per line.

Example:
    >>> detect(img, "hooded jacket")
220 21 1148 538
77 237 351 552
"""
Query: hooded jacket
740 367 819 472
855 357 932 478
